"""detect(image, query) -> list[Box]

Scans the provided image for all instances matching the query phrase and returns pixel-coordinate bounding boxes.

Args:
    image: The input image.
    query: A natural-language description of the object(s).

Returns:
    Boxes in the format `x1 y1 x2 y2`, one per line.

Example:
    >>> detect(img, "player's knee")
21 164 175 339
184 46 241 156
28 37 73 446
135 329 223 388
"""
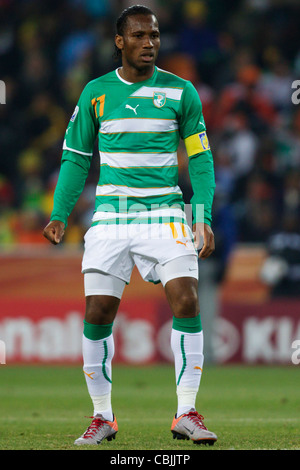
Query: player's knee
172 291 199 318
85 295 119 324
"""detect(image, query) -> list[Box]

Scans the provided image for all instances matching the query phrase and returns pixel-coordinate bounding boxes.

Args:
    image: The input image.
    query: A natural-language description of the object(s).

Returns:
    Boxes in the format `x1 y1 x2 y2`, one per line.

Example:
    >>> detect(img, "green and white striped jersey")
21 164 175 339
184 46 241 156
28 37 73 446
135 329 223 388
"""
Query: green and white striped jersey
54 66 215 226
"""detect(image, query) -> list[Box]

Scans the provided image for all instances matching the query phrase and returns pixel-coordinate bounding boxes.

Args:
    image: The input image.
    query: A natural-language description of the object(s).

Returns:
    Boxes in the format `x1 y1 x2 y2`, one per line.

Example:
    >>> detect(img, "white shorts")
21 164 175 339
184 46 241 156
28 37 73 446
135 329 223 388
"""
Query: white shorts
84 255 199 298
82 210 198 285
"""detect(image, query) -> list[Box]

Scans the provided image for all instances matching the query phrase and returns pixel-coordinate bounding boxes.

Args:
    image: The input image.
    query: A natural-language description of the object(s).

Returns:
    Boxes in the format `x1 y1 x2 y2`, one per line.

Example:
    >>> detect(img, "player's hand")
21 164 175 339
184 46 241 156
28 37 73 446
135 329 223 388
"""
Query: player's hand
43 220 65 245
192 222 215 259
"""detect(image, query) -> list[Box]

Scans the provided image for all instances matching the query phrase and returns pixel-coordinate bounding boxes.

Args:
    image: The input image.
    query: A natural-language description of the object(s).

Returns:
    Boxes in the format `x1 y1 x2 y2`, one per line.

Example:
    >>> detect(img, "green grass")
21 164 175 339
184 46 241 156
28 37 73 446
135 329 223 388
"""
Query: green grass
0 364 299 450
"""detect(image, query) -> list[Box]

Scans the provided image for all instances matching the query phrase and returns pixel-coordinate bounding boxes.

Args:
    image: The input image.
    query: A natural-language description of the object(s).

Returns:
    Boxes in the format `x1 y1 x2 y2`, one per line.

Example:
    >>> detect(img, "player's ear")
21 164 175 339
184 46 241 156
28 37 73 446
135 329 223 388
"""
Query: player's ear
115 35 124 53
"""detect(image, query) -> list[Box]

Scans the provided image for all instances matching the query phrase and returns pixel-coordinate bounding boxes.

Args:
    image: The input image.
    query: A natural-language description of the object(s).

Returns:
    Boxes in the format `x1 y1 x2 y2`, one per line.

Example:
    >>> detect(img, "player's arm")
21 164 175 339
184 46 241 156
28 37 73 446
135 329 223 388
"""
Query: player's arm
43 84 98 245
178 81 216 258
43 154 91 244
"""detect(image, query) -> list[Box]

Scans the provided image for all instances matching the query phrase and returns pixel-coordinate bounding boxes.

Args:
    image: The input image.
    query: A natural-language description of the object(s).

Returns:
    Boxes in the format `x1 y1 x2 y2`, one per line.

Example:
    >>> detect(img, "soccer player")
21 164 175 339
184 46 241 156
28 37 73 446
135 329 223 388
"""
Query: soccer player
43 5 217 446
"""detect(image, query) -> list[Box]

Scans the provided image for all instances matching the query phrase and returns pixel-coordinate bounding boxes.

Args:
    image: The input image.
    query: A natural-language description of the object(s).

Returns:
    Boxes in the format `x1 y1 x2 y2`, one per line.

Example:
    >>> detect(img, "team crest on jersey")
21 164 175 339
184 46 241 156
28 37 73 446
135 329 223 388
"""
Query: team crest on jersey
70 105 79 122
153 92 166 108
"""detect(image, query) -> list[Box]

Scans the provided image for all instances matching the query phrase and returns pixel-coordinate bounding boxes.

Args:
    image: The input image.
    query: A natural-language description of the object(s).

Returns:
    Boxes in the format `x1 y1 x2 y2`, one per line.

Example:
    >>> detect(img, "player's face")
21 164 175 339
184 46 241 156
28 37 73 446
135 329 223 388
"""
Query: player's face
116 14 160 71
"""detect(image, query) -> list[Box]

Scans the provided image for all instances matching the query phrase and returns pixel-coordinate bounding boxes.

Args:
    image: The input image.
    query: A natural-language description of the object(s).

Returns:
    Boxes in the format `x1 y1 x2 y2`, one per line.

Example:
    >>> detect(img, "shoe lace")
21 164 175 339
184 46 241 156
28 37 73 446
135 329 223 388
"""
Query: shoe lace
185 411 207 430
83 416 105 438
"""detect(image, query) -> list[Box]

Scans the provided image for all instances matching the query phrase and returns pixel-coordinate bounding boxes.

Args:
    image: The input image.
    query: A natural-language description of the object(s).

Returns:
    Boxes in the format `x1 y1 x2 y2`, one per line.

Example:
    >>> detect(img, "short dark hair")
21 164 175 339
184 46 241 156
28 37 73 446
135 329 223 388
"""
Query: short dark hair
113 4 156 60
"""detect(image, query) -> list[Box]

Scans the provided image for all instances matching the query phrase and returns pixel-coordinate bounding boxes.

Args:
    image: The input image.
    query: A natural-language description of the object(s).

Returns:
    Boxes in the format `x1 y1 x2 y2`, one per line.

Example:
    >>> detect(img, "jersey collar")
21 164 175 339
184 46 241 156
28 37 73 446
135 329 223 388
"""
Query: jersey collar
115 67 157 85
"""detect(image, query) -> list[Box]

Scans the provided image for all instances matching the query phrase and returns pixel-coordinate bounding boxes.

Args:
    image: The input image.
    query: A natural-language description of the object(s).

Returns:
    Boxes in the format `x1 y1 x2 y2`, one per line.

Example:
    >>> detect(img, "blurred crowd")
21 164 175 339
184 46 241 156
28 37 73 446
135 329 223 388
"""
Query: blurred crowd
0 0 300 267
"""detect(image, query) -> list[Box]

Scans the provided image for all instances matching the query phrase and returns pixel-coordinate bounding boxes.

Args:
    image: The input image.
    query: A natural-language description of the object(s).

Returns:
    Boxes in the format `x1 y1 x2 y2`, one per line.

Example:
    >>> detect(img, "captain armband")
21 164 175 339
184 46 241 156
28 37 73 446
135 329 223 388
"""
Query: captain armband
184 131 210 157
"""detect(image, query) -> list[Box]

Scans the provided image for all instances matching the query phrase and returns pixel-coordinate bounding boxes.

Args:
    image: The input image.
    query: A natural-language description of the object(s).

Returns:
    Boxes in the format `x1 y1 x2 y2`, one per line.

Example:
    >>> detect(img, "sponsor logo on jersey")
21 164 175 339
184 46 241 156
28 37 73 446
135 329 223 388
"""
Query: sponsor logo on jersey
70 105 79 122
125 104 139 115
153 91 166 108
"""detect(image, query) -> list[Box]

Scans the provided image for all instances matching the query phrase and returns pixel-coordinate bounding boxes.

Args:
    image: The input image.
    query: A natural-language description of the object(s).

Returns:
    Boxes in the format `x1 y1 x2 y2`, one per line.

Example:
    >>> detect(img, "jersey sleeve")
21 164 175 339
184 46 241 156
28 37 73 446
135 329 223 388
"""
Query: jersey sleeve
63 83 98 158
178 81 205 140
50 155 90 227
50 83 98 227
178 81 215 226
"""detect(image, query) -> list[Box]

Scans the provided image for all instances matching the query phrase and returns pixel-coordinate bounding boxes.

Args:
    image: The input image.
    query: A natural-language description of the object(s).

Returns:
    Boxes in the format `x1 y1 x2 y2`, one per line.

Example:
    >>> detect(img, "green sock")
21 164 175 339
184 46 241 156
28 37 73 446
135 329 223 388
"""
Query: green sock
83 320 113 340
172 314 202 334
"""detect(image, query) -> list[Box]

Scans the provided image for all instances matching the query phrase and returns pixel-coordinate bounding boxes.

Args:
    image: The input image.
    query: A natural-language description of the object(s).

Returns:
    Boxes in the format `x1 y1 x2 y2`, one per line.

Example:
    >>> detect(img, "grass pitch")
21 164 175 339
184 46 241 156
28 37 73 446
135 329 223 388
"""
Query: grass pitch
0 364 299 451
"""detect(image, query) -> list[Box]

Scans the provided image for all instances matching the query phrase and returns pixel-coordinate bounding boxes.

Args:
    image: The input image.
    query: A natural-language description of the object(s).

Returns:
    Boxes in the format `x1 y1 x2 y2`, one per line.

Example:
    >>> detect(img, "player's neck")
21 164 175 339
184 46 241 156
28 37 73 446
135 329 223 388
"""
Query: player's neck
118 63 155 83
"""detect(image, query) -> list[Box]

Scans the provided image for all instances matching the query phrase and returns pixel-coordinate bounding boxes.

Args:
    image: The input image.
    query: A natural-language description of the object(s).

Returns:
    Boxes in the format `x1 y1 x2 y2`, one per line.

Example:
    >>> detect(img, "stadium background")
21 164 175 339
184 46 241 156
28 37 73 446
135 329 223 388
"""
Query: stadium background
0 0 300 367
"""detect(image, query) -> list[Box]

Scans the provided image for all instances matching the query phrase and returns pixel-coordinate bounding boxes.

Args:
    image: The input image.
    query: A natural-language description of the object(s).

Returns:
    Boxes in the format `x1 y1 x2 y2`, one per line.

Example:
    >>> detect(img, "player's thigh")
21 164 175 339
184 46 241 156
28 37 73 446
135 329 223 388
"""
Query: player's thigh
164 276 200 318
84 271 126 324
155 255 200 318
82 224 134 284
